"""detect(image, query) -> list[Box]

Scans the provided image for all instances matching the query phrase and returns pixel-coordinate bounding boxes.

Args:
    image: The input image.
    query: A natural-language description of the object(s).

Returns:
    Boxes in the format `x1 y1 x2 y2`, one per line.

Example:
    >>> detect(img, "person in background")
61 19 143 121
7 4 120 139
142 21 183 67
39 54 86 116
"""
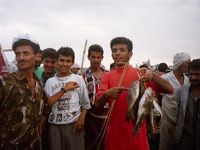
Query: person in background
157 62 170 75
34 49 43 79
159 52 191 150
174 58 200 150
174 59 200 150
40 48 58 150
70 63 81 75
41 48 58 85
0 43 18 75
45 47 90 150
95 37 173 150
0 34 50 149
82 44 108 150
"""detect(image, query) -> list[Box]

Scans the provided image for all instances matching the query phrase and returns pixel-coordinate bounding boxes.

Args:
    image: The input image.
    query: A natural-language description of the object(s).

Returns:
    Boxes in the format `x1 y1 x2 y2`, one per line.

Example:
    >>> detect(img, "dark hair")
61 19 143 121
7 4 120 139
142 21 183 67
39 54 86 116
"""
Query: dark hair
12 39 40 53
110 62 115 70
157 63 169 73
57 47 75 62
88 44 104 57
42 48 58 60
189 59 200 71
139 64 148 69
110 37 133 52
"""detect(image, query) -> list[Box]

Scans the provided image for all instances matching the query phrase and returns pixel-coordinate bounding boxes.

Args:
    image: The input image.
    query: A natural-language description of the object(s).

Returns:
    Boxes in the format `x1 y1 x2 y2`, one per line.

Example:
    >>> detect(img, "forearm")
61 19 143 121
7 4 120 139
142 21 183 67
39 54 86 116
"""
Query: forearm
152 73 173 94
95 91 108 107
48 90 65 105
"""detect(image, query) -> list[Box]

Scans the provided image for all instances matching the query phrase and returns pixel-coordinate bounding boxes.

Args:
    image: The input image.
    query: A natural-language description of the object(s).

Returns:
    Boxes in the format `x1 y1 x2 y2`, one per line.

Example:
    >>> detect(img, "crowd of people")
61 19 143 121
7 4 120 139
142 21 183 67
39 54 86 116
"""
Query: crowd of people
0 34 199 150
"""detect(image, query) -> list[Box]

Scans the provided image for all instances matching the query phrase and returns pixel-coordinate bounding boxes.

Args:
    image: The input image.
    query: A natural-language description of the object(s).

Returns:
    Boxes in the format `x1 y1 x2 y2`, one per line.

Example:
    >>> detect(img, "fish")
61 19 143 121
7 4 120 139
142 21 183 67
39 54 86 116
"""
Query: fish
132 87 154 136
126 80 140 123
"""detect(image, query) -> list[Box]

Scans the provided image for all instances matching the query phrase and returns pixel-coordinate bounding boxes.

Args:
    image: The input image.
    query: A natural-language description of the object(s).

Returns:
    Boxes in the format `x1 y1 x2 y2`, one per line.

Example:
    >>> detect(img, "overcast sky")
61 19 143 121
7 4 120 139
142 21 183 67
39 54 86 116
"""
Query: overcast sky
0 0 199 69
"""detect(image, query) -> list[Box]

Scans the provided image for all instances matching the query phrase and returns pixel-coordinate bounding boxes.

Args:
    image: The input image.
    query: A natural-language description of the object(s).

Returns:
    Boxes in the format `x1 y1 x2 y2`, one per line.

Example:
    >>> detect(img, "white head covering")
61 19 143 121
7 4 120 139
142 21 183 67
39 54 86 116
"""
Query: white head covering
172 52 191 70
12 34 39 46
71 63 80 69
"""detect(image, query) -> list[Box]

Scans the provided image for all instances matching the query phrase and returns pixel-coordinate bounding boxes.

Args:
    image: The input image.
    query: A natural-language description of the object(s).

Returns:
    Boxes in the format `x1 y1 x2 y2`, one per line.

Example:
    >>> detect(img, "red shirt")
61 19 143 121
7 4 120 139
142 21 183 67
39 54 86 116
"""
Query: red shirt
96 66 149 150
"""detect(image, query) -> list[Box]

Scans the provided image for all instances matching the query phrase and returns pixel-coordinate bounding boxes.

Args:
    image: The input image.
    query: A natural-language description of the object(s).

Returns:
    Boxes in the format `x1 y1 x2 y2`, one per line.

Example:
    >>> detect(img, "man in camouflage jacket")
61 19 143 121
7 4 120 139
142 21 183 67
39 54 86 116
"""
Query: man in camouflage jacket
0 34 50 150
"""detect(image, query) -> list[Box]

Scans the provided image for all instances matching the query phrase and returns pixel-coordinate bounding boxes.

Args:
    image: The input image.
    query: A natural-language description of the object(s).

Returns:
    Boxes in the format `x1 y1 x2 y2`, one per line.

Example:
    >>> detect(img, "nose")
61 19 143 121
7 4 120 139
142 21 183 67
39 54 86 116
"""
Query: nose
18 53 25 60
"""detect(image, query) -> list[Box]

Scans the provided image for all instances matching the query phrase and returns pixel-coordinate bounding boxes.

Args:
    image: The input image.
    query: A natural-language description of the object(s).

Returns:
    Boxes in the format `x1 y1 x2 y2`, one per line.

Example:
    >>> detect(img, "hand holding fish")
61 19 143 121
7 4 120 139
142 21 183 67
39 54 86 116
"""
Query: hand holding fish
106 87 128 99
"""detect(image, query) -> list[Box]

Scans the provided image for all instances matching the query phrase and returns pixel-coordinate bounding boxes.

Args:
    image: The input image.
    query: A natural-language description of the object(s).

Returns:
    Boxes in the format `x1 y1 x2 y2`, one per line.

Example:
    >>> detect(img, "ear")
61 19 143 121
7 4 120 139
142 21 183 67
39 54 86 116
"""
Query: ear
128 51 133 59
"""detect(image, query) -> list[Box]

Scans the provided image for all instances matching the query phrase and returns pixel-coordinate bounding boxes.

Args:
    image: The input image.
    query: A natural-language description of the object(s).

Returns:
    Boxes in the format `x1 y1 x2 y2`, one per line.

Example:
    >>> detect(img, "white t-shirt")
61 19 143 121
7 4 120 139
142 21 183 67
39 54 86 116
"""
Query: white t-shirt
45 73 91 125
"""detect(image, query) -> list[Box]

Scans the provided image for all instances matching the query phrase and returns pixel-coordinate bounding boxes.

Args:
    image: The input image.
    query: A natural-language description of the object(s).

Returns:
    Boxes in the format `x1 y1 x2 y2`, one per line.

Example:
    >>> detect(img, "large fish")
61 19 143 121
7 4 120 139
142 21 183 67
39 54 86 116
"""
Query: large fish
132 87 154 136
126 80 140 123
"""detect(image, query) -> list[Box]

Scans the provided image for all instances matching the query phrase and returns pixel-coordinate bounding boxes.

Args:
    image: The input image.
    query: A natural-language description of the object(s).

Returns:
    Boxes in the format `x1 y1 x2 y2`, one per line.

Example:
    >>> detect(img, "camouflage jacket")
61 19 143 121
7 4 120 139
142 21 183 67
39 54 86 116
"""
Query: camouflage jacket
0 71 50 150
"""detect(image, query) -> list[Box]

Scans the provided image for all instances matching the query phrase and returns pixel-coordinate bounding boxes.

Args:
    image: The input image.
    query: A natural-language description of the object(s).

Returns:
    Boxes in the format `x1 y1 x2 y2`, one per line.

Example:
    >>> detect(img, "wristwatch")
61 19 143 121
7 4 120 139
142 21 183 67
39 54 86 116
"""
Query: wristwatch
61 88 67 93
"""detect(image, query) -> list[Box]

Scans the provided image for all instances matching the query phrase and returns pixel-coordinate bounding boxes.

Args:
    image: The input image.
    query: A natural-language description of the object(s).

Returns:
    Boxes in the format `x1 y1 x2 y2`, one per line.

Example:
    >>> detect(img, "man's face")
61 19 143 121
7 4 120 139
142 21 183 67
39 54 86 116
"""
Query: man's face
111 44 132 65
178 60 190 73
188 68 200 86
42 57 57 74
15 45 36 71
88 51 103 69
35 52 42 67
57 55 73 76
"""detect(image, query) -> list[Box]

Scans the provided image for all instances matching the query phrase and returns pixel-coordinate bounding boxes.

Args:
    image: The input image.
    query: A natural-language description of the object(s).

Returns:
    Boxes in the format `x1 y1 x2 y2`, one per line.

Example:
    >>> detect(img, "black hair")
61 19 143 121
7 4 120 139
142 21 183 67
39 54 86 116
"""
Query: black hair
139 64 148 69
189 59 200 70
57 47 75 62
110 37 133 52
12 39 40 54
88 44 104 57
42 48 58 60
157 63 169 73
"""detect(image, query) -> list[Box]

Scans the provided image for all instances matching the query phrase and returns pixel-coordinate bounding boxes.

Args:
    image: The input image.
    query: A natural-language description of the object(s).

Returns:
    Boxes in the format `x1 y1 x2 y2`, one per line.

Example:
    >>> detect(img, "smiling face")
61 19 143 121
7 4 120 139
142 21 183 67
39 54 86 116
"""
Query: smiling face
15 45 36 72
57 55 74 77
111 44 132 66
42 57 57 74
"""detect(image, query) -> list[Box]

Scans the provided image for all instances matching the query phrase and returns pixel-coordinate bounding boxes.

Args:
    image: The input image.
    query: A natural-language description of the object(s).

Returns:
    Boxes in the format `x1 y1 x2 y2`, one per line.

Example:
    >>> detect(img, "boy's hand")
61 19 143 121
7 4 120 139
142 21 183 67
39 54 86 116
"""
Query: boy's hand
64 81 79 91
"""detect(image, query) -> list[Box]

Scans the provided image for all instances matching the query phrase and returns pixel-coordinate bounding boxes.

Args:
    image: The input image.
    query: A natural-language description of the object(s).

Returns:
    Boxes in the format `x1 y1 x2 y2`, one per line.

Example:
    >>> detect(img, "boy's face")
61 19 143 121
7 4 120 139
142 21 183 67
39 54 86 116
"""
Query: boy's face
15 45 36 71
57 55 74 76
88 51 103 69
42 57 57 74
111 44 132 65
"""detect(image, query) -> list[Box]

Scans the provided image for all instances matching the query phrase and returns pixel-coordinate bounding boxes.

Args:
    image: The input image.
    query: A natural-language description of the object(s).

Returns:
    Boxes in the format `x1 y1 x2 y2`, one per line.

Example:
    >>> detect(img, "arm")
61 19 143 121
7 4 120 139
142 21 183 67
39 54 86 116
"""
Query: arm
140 68 173 94
95 87 128 107
74 108 88 133
48 81 79 105
151 73 173 94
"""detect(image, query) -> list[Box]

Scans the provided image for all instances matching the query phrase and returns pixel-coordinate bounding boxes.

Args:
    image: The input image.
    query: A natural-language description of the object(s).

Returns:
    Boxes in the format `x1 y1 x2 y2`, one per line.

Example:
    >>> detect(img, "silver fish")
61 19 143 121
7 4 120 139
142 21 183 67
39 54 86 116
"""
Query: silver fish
126 80 140 123
132 87 154 136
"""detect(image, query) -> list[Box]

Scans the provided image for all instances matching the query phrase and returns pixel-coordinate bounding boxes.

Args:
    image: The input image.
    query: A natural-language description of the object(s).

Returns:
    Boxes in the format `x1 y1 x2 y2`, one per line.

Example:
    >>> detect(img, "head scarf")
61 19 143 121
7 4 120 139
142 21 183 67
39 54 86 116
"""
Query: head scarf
12 34 39 46
173 52 191 70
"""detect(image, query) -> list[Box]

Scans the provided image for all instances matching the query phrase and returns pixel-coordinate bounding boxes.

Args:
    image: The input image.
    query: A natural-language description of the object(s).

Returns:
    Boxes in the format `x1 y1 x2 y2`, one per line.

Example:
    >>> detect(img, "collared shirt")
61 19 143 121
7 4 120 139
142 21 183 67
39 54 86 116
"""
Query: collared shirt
82 67 108 116
0 71 50 149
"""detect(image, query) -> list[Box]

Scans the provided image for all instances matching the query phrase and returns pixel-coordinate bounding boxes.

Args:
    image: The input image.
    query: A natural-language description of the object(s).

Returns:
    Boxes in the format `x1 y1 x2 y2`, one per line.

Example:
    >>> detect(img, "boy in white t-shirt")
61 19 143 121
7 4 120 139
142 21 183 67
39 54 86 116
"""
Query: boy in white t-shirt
45 47 91 150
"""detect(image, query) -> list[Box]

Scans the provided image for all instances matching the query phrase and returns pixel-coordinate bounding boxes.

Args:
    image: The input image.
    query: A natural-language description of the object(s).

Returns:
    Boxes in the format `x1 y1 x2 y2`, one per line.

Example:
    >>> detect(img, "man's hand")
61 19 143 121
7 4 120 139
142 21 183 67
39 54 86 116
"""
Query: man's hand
106 87 128 99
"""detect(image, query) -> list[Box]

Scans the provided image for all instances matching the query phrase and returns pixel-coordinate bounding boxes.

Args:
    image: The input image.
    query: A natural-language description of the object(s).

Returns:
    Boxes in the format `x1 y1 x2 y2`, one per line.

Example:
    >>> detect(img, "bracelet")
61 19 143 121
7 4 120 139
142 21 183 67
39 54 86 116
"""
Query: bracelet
60 88 67 93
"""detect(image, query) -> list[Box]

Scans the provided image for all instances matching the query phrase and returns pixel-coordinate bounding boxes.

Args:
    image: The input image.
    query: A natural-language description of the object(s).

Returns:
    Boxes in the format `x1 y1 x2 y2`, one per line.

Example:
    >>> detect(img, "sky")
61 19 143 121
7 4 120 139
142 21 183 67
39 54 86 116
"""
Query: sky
0 0 200 69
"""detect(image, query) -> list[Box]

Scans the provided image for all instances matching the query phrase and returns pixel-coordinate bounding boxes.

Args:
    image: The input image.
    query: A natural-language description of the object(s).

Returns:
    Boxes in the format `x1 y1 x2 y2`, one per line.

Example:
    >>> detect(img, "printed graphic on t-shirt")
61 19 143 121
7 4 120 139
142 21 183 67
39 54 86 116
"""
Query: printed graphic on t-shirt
49 114 55 122
57 93 71 111
56 114 62 122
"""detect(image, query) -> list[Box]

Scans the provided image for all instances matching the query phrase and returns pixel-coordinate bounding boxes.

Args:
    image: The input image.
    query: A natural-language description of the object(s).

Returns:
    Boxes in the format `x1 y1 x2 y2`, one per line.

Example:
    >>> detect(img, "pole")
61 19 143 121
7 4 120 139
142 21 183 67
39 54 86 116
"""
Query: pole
81 39 88 72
